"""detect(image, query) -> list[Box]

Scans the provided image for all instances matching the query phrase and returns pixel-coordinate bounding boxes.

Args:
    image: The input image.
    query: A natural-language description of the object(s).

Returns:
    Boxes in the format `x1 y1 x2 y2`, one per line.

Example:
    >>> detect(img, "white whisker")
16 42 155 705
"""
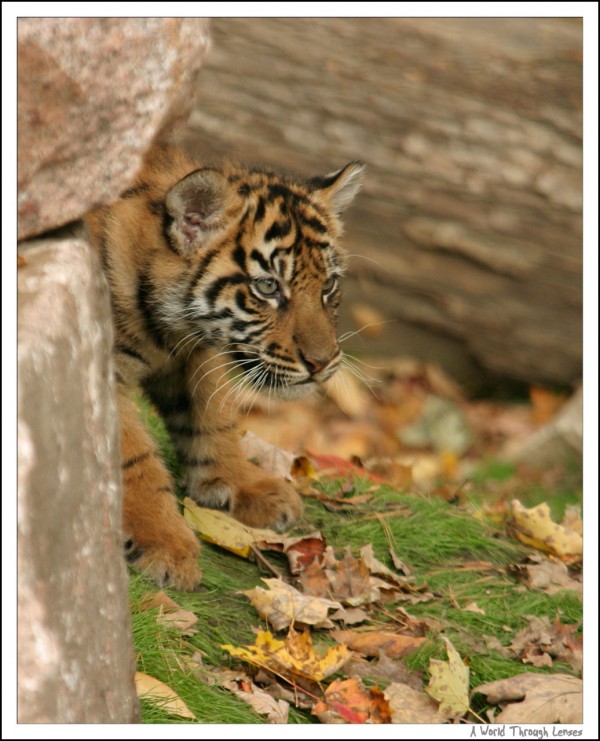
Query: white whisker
338 318 397 344
340 354 381 401
345 252 383 269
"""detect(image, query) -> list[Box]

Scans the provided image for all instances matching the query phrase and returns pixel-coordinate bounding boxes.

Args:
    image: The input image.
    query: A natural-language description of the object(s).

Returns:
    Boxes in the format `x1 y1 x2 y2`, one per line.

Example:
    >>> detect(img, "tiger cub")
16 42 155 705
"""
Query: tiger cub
86 144 364 590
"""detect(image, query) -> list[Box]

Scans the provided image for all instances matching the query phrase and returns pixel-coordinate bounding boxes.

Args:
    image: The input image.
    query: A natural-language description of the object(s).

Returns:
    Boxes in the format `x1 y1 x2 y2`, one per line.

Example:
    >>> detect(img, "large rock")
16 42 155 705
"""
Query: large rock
17 17 210 240
17 16 213 726
18 231 139 723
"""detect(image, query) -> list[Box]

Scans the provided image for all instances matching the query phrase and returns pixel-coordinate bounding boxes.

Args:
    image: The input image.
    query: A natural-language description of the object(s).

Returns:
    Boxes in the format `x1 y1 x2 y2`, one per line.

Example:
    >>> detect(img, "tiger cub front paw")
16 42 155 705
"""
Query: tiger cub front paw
124 526 202 591
231 476 303 532
187 463 303 531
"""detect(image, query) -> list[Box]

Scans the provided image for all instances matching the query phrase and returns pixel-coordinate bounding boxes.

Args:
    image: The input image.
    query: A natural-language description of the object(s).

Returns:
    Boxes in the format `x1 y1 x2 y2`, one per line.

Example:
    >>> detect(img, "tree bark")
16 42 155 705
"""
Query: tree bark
177 18 582 387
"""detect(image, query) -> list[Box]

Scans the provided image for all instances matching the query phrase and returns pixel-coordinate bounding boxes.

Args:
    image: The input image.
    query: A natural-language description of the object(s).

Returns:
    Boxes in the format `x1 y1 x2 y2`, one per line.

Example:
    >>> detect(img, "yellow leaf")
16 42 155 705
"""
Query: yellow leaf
222 627 351 682
508 499 582 560
426 637 469 720
134 672 195 720
290 455 319 481
241 578 342 630
183 497 280 558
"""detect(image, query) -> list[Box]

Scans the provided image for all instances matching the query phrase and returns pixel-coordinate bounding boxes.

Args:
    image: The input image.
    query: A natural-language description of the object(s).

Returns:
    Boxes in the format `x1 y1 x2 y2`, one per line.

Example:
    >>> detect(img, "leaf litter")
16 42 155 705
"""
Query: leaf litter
136 352 583 725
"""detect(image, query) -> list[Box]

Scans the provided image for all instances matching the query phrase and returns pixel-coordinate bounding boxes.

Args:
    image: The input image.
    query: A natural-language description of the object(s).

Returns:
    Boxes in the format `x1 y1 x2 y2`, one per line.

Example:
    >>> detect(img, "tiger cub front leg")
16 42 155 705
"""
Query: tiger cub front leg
117 389 201 590
157 352 303 532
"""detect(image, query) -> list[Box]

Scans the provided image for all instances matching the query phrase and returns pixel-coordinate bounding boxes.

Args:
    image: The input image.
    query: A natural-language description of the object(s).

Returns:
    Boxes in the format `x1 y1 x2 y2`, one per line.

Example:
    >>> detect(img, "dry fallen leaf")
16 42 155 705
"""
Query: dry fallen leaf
384 681 446 724
134 672 196 720
359 543 414 589
241 578 342 630
222 627 351 683
139 591 199 635
192 663 290 723
298 544 417 609
507 615 582 673
253 668 314 710
332 629 425 660
312 676 392 724
508 553 582 595
426 637 470 720
394 606 443 636
240 430 295 479
329 607 370 625
218 675 289 723
343 652 424 691
389 547 413 577
183 498 280 558
325 548 380 606
462 601 486 615
507 499 582 561
258 531 327 575
472 672 582 723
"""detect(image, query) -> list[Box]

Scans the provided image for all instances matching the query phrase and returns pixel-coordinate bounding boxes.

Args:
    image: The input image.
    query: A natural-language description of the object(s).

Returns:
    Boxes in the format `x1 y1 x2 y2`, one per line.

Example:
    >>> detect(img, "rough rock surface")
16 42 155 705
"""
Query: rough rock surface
17 17 212 724
18 233 139 723
18 17 210 240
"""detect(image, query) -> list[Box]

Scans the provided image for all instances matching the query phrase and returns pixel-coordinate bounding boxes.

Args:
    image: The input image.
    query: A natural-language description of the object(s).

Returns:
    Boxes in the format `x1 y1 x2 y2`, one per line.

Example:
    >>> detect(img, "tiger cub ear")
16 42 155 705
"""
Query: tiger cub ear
307 162 365 215
165 169 231 254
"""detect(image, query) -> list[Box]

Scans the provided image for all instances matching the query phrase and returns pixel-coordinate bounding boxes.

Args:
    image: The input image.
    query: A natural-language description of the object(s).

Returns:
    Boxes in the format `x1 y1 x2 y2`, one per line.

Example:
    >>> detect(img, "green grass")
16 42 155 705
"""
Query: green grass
129 396 583 723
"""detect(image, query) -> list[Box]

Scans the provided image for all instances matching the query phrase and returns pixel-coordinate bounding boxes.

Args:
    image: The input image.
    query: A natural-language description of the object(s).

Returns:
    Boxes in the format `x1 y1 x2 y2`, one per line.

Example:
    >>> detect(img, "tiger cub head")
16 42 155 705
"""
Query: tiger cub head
162 155 364 400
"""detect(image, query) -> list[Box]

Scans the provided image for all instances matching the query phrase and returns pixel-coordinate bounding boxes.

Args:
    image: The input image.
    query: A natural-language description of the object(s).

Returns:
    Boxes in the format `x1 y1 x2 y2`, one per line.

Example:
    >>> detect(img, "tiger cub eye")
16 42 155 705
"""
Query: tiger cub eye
322 276 338 295
254 277 280 296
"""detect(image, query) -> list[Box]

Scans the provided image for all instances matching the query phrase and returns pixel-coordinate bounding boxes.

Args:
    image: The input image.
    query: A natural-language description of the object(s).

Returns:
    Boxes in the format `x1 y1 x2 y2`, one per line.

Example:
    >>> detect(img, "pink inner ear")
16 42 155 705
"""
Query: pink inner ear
182 213 203 242
186 213 204 225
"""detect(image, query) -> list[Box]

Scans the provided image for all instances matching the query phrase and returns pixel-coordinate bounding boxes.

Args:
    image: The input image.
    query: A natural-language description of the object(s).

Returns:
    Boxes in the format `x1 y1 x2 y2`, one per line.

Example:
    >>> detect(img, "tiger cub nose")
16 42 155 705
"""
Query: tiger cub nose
298 349 334 375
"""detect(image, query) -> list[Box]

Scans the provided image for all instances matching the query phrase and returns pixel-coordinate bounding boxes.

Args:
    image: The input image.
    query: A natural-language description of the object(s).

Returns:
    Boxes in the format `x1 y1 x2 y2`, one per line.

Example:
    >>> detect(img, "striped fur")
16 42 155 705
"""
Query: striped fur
86 144 364 590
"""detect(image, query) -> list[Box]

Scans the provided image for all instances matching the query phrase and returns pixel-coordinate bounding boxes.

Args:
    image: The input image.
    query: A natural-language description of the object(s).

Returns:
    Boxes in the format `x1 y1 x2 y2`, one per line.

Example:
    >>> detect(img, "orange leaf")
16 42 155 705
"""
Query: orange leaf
332 629 425 659
313 677 392 724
